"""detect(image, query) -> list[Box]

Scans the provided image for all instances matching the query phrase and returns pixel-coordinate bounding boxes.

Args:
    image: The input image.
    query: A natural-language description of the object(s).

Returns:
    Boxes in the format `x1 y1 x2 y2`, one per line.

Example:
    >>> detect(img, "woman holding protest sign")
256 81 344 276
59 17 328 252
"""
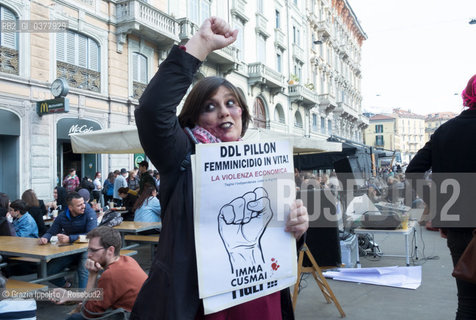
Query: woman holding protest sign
131 17 309 320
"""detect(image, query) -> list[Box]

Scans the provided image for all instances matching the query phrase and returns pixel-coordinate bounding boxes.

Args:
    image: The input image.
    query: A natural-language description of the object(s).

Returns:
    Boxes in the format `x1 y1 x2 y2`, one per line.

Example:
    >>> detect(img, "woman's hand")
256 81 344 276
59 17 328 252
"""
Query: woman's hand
286 199 309 240
185 17 238 61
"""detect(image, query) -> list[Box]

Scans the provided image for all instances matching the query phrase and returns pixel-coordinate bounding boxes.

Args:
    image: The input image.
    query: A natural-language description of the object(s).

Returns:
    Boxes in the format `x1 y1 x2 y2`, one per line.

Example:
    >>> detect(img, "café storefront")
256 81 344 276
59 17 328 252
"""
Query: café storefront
56 118 102 185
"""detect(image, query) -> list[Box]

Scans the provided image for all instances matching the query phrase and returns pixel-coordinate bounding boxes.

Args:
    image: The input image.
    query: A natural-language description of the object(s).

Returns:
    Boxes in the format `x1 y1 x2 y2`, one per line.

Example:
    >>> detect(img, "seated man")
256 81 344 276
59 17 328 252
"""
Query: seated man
39 192 97 288
9 200 38 238
53 226 148 320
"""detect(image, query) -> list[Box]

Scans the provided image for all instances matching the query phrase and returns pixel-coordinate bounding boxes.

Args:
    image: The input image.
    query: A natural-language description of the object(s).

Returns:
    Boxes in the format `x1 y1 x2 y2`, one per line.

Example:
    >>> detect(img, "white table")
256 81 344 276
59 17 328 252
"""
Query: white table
353 221 417 266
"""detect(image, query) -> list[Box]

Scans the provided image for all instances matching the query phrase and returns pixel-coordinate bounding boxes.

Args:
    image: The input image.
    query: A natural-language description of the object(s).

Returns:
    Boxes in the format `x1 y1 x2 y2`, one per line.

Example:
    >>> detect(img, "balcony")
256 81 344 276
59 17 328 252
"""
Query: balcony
255 12 270 38
307 10 319 27
339 44 349 60
231 0 248 22
335 101 359 121
317 20 332 39
292 43 305 63
116 0 179 50
318 93 336 113
288 84 318 107
178 18 199 41
358 114 369 128
248 63 285 91
274 28 286 50
178 18 237 68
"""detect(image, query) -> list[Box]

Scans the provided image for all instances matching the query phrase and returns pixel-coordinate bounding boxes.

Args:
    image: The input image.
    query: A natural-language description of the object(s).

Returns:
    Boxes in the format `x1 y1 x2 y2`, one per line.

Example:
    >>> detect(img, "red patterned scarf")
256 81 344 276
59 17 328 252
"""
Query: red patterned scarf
190 126 222 144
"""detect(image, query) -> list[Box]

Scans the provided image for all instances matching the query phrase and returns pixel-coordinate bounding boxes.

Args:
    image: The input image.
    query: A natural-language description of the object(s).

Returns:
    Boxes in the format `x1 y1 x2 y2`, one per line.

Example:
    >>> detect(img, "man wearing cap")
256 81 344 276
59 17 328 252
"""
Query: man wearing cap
113 169 128 206
78 188 97 217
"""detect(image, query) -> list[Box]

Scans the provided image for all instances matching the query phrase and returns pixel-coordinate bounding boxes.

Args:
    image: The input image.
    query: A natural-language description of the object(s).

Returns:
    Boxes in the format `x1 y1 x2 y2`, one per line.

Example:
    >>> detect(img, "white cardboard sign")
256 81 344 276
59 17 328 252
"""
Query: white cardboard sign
192 140 297 302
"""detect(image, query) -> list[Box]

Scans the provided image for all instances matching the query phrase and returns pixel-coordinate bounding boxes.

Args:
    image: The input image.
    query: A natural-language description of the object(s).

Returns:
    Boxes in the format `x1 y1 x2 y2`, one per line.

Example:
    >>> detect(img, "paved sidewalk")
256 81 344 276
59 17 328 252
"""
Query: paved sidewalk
35 225 456 319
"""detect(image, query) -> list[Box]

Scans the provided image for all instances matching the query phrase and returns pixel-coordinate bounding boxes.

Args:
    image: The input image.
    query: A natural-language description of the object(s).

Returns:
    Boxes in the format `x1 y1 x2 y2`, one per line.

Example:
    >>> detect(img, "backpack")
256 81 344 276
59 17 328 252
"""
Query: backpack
99 211 123 227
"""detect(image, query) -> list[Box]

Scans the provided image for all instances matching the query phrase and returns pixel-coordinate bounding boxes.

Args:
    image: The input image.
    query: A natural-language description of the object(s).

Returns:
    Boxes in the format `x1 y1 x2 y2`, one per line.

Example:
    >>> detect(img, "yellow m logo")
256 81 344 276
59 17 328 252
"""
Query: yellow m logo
40 103 48 113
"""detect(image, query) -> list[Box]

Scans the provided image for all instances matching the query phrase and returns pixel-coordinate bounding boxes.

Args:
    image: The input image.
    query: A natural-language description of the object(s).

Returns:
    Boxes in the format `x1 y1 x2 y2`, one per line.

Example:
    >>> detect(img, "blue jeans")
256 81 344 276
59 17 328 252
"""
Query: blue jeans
47 252 88 288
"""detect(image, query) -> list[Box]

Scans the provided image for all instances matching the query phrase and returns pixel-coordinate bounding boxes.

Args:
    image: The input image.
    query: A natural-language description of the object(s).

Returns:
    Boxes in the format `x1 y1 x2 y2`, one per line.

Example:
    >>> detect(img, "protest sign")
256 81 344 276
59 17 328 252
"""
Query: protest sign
193 140 297 299
202 275 297 314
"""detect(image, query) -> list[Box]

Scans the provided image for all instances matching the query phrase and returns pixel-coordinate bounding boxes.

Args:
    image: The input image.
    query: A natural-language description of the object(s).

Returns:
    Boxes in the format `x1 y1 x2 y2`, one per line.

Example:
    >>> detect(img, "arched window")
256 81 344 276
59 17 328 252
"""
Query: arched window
132 52 148 99
274 104 285 124
56 30 100 92
294 111 303 128
253 98 267 128
0 5 19 75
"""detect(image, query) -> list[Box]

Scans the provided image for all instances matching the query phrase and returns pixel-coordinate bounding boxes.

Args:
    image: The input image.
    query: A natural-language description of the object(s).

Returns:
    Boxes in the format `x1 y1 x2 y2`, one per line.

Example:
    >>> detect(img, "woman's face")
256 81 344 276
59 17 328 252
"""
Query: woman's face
197 86 243 142
53 189 58 200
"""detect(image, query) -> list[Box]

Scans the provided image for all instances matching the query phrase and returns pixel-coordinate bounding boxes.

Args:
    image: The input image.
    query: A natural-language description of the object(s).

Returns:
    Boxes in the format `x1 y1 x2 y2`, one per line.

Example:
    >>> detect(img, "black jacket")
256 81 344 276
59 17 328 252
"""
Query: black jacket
406 109 476 174
406 109 476 228
131 46 297 320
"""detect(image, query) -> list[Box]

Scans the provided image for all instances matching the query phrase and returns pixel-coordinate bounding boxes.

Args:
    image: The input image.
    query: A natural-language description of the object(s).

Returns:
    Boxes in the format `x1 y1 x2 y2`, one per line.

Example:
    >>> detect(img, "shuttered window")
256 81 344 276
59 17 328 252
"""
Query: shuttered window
190 0 210 25
132 52 147 84
0 6 18 49
56 30 100 72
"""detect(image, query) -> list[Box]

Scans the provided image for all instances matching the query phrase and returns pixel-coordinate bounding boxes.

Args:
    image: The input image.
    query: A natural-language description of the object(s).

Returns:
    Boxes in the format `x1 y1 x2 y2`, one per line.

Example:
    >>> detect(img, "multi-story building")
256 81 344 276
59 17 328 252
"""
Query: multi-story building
393 108 425 162
0 0 367 200
425 111 456 141
364 114 400 152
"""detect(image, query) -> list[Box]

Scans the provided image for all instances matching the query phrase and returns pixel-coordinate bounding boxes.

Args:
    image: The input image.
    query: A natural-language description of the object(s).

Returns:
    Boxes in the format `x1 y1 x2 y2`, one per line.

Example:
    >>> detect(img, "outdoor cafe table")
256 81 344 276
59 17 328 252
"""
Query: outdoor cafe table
0 236 88 283
113 221 161 249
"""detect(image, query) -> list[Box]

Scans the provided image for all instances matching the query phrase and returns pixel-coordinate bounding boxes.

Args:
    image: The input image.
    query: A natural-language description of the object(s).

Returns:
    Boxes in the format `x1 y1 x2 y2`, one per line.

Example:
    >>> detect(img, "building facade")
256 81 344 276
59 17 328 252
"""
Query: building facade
425 111 456 142
392 108 425 163
364 114 400 152
0 0 367 200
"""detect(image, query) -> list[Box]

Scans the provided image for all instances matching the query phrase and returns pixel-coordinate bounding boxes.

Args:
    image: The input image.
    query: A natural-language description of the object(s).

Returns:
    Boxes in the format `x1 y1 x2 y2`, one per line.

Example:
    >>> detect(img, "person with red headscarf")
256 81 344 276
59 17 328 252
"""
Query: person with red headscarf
406 74 476 319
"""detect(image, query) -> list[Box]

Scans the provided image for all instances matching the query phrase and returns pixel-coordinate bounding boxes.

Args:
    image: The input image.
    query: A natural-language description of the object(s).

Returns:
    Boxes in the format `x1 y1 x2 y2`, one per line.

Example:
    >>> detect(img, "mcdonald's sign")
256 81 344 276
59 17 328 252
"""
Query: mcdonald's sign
36 98 69 116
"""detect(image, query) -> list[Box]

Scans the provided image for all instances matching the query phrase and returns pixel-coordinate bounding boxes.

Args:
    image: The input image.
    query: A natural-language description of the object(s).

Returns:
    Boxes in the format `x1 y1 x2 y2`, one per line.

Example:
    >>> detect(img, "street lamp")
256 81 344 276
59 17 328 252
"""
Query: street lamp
313 39 323 45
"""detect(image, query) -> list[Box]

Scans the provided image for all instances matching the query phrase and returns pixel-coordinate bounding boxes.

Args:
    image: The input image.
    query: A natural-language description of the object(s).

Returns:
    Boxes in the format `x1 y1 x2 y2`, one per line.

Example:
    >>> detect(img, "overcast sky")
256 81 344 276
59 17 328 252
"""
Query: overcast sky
349 0 476 116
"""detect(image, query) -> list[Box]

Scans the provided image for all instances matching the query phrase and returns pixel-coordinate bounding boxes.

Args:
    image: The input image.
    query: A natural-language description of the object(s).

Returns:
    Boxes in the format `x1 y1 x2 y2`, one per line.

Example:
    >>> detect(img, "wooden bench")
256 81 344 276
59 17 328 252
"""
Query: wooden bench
6 279 47 293
124 234 160 243
9 256 49 263
119 249 138 256
124 234 159 258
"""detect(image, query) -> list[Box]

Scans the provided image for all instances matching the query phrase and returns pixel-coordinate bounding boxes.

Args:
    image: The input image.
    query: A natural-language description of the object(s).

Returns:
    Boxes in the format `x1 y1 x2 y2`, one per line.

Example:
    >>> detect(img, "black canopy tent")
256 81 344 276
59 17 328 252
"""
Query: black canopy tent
294 135 372 180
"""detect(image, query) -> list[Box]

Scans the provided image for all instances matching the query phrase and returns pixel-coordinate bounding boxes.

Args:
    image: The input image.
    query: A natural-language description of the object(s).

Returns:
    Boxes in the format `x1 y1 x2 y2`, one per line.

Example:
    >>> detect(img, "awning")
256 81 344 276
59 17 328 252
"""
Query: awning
70 126 142 154
243 128 342 154
70 126 342 155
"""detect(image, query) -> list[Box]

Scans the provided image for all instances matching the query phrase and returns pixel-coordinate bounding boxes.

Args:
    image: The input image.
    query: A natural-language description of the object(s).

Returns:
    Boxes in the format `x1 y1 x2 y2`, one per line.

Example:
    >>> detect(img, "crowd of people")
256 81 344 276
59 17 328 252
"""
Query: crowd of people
0 162 163 318
1 15 474 320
